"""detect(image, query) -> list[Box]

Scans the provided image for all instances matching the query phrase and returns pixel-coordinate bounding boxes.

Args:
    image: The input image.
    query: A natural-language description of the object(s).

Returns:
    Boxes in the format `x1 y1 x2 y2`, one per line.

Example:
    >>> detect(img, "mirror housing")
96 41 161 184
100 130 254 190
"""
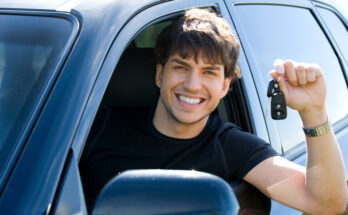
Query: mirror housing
92 169 239 215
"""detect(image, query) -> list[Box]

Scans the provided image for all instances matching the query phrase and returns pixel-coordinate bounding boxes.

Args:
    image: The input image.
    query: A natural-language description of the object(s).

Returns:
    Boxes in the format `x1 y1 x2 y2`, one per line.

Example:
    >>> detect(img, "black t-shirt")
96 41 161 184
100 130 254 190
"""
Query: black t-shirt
79 106 278 208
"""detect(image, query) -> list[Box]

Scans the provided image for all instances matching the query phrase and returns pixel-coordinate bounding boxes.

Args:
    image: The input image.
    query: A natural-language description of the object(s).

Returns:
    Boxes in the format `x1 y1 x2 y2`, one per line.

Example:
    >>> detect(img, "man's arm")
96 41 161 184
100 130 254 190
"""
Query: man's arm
243 60 348 215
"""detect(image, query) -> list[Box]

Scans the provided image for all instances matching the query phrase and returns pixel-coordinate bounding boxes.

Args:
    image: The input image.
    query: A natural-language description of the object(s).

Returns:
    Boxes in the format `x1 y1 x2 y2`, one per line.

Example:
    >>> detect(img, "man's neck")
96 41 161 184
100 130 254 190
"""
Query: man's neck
152 101 209 139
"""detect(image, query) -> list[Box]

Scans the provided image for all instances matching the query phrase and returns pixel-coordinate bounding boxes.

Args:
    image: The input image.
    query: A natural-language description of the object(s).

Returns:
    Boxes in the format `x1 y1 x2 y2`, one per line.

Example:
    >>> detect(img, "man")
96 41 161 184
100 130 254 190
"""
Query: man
80 8 348 214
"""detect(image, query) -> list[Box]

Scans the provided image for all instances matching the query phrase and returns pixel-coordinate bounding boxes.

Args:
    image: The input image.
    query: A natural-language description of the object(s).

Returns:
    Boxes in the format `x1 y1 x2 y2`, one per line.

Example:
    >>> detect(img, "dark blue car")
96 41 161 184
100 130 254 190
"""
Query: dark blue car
0 0 347 214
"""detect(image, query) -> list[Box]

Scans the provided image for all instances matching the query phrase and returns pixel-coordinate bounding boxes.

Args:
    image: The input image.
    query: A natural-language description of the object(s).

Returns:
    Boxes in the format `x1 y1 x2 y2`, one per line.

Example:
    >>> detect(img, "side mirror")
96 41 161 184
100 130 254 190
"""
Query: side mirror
92 169 239 215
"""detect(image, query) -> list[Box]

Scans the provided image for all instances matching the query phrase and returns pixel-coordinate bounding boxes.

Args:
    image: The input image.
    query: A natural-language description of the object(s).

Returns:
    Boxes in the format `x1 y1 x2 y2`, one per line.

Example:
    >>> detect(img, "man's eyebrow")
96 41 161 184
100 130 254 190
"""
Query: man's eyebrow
169 58 190 67
202 66 222 71
169 58 222 71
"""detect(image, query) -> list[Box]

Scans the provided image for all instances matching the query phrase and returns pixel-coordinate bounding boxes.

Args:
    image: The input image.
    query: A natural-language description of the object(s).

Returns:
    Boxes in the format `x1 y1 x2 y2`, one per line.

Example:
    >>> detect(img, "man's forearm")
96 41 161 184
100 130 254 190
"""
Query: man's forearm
301 109 348 214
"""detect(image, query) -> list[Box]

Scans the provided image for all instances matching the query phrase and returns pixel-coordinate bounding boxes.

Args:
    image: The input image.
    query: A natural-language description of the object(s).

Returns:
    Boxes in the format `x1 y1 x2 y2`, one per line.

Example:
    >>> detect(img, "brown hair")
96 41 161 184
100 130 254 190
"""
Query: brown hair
154 8 241 81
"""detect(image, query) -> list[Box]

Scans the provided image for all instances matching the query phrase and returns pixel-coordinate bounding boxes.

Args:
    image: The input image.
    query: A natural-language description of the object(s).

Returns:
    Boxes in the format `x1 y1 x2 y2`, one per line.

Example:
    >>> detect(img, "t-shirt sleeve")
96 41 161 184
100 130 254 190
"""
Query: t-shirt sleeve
219 124 279 180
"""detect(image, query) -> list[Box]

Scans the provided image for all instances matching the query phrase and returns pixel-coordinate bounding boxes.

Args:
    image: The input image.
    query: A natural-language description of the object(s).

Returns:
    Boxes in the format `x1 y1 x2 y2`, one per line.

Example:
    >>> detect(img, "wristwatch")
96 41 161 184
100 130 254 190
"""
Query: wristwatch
303 121 331 137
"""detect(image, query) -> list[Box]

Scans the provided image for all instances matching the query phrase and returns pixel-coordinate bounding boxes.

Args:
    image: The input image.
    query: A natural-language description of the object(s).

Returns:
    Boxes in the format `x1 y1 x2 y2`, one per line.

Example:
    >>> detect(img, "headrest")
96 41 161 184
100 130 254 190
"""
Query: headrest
102 48 159 107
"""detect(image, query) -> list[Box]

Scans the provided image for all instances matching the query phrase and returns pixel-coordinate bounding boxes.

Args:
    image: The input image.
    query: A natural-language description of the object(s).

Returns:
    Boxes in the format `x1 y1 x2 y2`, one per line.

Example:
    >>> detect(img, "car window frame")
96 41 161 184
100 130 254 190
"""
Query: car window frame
313 2 348 79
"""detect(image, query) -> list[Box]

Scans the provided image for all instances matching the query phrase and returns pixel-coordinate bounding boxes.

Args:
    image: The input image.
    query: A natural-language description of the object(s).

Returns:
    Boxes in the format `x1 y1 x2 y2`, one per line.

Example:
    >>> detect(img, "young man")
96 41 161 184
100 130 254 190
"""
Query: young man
80 8 348 214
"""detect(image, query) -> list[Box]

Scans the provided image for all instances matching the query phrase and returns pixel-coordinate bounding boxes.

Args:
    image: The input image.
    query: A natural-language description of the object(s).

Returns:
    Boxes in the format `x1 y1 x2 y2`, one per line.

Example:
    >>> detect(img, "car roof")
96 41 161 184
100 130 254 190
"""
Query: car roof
0 0 345 13
321 0 348 19
0 0 72 10
0 0 160 12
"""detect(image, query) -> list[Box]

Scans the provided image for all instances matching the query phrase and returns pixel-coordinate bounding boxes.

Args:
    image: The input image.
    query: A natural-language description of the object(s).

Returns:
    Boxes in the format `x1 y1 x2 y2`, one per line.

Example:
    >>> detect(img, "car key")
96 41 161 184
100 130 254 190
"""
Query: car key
267 80 287 120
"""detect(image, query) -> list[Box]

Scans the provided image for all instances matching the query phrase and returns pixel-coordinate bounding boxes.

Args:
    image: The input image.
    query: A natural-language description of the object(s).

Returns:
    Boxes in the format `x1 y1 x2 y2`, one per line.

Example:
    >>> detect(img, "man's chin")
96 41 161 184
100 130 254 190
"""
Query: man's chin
173 114 209 126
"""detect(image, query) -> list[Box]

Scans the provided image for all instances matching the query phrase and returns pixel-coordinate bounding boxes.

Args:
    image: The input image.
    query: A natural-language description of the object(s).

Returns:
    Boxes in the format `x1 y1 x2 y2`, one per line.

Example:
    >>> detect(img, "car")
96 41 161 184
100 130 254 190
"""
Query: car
0 0 347 214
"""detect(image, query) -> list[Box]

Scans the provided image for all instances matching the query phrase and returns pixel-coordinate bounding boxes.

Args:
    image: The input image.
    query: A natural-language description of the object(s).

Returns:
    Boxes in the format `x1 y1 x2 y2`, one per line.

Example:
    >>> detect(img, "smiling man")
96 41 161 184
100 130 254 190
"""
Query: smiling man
80 8 348 214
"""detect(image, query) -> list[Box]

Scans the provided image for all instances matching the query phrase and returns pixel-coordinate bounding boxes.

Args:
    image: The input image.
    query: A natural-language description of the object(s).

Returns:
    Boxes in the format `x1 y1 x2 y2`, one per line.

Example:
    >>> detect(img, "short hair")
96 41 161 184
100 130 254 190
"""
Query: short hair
154 8 241 81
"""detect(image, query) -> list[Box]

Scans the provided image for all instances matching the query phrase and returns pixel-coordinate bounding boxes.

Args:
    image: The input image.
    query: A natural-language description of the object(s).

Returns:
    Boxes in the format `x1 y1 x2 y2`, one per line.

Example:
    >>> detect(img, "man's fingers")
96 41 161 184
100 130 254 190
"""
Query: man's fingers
306 66 316 83
281 61 323 86
307 63 323 80
277 74 289 101
296 65 307 86
283 60 298 86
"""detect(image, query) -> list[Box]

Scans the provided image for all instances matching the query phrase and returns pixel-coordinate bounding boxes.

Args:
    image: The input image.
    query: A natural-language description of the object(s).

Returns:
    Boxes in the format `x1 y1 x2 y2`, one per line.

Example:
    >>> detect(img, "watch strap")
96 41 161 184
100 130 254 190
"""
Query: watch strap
303 120 331 137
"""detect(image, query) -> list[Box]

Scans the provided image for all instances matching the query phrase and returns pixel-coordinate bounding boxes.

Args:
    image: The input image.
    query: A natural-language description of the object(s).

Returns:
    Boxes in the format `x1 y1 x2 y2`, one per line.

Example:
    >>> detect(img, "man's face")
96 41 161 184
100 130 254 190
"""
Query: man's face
155 53 231 126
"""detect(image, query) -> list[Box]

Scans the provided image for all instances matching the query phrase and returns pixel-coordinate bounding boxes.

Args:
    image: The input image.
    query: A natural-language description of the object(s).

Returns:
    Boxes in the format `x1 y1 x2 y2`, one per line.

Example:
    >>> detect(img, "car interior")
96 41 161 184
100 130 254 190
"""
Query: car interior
82 12 271 215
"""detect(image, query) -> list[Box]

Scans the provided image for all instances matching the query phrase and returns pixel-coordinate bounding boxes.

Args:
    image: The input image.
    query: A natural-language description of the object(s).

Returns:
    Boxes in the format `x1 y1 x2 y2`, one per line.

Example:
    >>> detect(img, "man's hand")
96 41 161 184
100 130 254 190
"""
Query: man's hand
269 59 327 127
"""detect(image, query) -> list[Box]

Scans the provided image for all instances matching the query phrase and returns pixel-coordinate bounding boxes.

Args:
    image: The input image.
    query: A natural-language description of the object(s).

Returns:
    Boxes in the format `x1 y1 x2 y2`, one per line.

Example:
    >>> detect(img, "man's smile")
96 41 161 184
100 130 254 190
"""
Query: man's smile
177 94 205 105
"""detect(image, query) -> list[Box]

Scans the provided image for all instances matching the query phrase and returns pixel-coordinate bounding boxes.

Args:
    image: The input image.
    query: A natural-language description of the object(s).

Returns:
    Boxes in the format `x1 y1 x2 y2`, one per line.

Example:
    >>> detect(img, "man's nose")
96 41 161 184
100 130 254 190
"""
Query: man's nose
184 70 201 92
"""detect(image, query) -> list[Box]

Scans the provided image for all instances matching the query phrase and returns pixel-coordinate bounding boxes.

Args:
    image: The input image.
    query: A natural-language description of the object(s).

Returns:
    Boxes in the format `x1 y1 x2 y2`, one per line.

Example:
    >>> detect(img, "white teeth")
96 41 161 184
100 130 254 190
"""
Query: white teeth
179 95 201 104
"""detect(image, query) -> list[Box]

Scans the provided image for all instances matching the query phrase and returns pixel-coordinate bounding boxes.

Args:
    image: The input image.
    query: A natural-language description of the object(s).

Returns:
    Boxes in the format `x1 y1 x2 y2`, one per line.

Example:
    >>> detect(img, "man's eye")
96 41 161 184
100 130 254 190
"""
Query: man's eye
174 66 186 71
204 71 216 76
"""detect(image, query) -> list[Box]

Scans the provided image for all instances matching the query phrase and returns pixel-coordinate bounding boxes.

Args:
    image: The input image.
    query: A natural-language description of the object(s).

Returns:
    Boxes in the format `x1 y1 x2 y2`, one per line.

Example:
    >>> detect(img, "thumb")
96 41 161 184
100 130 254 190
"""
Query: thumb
269 69 281 80
269 70 289 102
277 75 289 102
270 59 289 100
269 58 285 80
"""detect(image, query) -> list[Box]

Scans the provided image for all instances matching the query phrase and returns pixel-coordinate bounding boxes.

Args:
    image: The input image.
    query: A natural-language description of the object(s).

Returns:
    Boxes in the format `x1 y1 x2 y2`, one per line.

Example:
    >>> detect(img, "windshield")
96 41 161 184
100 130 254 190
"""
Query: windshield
0 13 75 177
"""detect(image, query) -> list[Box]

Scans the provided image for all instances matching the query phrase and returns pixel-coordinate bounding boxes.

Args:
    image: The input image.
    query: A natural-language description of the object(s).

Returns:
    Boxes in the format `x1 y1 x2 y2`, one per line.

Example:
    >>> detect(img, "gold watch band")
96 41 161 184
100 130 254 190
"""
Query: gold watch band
303 120 331 137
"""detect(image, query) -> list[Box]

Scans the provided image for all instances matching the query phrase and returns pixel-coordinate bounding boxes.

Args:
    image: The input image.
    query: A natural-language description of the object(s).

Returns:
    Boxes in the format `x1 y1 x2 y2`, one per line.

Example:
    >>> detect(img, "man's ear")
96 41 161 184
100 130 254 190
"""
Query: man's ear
220 76 232 98
155 64 163 88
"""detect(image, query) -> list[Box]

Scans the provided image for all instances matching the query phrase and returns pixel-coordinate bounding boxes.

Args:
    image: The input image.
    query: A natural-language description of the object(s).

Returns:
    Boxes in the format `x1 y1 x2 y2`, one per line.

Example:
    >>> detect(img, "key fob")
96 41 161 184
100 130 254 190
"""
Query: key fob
267 79 287 120
271 92 287 119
